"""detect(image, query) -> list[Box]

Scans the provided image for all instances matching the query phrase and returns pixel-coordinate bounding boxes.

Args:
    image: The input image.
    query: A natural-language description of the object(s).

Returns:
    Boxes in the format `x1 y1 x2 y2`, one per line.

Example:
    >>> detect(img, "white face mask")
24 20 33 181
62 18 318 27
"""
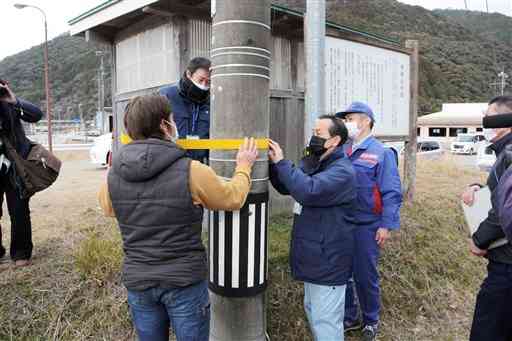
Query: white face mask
483 128 497 142
345 121 361 140
192 79 210 91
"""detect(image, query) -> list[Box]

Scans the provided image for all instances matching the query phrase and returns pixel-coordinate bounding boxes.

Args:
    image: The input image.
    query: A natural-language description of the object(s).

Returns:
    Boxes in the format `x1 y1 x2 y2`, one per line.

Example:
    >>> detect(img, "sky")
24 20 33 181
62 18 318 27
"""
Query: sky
0 0 511 61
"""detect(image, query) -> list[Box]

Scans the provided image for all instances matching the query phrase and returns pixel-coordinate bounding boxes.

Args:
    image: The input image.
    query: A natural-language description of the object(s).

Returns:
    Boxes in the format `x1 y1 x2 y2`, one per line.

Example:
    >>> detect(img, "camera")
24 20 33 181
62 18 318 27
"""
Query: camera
0 79 8 97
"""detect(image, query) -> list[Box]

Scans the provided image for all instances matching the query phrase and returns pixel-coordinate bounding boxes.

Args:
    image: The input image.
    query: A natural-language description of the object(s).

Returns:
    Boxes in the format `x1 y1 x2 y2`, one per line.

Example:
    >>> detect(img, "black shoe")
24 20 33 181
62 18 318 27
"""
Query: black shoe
344 319 363 333
361 324 378 341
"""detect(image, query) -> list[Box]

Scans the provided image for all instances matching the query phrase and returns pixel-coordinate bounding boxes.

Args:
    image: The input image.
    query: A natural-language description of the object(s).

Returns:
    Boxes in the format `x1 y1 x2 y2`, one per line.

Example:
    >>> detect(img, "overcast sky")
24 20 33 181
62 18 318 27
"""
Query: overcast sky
0 0 511 62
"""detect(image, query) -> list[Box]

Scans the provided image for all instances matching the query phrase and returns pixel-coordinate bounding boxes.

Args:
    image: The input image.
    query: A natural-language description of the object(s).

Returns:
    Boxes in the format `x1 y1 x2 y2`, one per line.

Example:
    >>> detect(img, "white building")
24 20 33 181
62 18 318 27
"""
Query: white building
417 103 487 142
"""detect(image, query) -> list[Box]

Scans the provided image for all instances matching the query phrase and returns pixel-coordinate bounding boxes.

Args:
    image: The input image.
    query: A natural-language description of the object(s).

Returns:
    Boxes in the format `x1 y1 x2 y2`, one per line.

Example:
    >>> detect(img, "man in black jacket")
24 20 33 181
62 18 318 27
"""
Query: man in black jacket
461 96 512 340
0 80 43 268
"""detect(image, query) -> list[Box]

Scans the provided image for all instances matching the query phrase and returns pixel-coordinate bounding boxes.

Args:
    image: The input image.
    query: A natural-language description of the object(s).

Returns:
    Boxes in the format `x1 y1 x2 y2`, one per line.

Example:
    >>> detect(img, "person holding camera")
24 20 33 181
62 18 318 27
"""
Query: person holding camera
461 96 512 341
0 79 43 268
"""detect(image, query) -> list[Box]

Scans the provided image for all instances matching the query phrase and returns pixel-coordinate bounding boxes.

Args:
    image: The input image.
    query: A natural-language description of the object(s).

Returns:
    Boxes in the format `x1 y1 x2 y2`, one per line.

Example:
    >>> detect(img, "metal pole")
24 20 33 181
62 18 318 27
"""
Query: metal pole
43 16 52 152
304 0 326 143
209 0 271 340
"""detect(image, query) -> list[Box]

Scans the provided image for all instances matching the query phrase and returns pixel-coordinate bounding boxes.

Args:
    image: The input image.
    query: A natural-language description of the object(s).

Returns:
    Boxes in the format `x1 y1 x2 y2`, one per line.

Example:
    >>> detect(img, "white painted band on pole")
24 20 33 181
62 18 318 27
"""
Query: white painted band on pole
211 73 271 80
218 211 225 287
232 211 240 288
247 204 256 288
211 46 271 55
213 20 271 30
211 64 272 72
211 51 272 60
210 210 214 282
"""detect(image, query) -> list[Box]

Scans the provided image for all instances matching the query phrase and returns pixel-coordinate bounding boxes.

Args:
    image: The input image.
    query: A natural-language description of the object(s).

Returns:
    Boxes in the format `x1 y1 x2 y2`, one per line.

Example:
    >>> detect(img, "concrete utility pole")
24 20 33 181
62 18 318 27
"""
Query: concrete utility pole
304 0 326 142
209 0 271 340
404 40 419 203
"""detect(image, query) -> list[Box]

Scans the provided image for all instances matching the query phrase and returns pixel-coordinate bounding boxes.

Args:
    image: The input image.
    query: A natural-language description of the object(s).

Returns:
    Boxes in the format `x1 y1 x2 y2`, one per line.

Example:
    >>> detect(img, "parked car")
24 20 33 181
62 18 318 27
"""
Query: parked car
90 132 112 167
397 139 444 159
476 143 496 172
451 133 486 155
417 139 444 159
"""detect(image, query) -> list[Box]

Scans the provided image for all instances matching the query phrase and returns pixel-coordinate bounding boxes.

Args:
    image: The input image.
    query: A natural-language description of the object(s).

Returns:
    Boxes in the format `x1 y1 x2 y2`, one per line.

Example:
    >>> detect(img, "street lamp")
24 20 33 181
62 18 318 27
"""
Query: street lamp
14 3 53 152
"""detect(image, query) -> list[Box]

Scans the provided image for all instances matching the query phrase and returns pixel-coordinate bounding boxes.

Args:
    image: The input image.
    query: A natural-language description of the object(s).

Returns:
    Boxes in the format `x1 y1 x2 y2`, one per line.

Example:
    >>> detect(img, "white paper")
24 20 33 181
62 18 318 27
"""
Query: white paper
462 187 508 250
293 201 302 216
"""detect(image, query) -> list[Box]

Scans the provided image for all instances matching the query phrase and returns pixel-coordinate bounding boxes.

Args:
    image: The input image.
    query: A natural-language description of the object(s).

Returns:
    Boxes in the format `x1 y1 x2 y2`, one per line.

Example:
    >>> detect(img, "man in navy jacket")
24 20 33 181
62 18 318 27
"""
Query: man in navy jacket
269 115 357 341
159 57 210 162
0 80 43 268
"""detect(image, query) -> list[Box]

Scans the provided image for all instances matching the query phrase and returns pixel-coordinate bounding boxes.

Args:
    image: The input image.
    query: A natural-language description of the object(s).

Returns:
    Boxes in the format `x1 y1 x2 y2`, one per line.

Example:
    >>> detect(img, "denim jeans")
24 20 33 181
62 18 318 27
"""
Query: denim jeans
127 280 210 341
470 261 512 341
304 282 346 341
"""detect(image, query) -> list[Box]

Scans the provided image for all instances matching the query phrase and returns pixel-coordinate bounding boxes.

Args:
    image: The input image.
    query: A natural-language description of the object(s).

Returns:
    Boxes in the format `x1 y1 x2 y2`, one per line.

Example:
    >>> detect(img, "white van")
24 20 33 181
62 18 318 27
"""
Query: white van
450 133 486 155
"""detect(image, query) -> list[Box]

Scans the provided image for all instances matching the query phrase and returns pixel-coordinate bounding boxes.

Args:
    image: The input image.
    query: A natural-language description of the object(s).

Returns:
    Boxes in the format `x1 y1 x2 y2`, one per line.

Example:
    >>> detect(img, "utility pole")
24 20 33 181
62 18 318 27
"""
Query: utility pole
209 1 271 340
96 51 105 133
304 0 326 142
14 3 53 152
490 70 509 96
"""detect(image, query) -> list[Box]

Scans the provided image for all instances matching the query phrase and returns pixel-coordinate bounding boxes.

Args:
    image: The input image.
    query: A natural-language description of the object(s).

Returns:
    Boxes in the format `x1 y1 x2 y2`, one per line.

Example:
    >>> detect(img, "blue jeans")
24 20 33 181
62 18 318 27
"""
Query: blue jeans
304 282 346 341
127 280 210 341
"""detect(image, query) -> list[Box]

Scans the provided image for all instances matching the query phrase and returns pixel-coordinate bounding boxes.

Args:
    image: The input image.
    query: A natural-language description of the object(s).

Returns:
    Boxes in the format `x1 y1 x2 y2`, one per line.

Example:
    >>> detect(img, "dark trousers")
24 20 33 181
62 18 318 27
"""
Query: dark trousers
0 176 32 261
470 261 512 341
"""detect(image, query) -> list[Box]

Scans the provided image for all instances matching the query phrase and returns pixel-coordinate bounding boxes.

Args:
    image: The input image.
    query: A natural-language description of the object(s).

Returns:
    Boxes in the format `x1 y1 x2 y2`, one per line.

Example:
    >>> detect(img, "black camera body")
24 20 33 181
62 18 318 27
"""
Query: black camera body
0 79 7 97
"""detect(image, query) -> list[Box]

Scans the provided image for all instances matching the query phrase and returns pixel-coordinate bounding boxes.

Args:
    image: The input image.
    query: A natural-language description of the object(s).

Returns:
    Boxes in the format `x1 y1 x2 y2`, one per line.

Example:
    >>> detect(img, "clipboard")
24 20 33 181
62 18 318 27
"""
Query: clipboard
462 186 508 250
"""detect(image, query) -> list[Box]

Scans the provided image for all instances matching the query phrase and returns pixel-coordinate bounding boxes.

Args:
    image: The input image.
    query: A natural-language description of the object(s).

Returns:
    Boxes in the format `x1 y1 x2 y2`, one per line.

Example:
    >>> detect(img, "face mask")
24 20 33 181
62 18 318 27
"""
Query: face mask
308 135 328 156
163 120 179 142
483 128 497 142
192 79 210 91
345 121 361 140
179 75 210 103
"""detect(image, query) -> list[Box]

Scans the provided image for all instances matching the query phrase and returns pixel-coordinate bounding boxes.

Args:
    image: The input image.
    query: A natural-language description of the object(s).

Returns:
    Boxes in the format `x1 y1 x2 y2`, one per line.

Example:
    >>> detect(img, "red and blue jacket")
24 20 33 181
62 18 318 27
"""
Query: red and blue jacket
344 136 402 229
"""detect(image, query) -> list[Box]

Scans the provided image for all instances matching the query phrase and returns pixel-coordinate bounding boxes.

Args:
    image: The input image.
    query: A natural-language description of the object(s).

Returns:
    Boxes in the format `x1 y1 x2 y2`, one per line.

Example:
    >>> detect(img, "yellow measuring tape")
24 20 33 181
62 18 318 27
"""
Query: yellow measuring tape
120 134 269 150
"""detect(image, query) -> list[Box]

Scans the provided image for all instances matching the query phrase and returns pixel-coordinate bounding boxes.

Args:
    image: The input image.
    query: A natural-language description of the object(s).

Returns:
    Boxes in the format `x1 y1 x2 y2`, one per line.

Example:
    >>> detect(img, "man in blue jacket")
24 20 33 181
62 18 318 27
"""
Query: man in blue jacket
336 102 402 341
159 57 210 162
0 79 43 268
269 115 357 341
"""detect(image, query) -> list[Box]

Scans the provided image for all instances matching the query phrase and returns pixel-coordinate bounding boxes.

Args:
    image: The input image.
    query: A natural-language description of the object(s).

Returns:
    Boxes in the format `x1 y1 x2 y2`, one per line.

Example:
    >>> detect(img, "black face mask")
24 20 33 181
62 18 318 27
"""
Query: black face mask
179 75 209 104
308 135 328 156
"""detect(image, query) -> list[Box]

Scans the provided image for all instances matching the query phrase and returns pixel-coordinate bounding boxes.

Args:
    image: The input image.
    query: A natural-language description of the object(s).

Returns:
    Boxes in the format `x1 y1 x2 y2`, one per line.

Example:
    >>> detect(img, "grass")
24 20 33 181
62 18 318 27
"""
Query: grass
0 156 488 340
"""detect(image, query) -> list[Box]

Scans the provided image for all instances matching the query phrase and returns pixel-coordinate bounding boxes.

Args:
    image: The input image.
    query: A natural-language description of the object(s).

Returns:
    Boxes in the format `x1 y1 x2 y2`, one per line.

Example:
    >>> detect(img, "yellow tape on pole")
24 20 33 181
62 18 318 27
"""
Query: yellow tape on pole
120 134 269 150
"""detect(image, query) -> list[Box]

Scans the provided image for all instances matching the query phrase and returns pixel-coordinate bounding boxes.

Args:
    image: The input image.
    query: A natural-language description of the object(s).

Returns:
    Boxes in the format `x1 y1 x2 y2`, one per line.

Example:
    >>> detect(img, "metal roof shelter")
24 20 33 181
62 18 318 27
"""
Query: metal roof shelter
68 0 418 209
418 103 487 126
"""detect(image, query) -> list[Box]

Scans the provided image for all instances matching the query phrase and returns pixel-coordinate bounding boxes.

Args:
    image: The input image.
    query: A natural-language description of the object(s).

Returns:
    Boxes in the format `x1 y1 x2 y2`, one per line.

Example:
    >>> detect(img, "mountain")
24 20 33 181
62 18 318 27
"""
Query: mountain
1 0 512 118
0 34 111 121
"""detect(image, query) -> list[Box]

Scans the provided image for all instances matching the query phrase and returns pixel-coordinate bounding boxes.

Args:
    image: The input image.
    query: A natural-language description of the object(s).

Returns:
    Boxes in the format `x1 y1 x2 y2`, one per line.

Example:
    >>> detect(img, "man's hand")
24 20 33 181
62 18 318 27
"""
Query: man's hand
236 137 258 168
469 238 487 257
376 228 390 248
462 185 481 206
0 82 16 104
268 139 284 164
